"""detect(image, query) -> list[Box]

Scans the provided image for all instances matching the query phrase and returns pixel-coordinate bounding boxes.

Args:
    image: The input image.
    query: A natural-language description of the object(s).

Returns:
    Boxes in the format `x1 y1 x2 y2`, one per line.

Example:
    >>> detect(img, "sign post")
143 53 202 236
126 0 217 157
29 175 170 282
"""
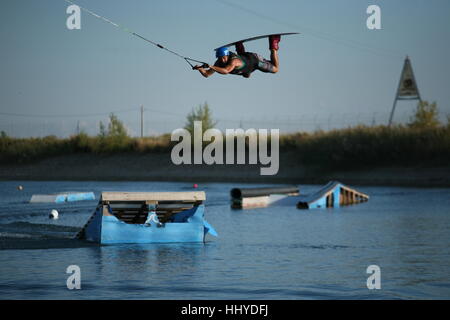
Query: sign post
388 56 422 126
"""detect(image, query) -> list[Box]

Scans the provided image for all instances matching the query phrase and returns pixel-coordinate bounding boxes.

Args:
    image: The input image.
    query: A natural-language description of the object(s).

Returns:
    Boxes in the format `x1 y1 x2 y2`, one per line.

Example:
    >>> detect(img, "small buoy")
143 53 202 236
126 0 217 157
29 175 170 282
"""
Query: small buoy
17 185 23 191
49 209 59 219
193 183 198 189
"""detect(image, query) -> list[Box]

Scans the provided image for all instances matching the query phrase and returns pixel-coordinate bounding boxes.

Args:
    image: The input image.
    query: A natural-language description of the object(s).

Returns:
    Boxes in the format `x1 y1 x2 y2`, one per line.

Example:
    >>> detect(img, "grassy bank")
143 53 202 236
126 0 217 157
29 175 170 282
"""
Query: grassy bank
0 133 172 164
1 125 450 170
281 125 450 169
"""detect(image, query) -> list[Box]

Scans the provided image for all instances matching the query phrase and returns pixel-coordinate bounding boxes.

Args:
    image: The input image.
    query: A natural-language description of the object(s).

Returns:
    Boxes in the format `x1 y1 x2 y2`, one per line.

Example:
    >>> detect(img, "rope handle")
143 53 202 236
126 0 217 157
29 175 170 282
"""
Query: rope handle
192 63 210 70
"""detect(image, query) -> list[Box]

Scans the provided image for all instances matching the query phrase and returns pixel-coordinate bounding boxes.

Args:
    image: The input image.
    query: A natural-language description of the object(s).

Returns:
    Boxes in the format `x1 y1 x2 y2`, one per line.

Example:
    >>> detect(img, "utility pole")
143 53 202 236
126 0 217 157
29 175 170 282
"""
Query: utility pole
140 105 144 138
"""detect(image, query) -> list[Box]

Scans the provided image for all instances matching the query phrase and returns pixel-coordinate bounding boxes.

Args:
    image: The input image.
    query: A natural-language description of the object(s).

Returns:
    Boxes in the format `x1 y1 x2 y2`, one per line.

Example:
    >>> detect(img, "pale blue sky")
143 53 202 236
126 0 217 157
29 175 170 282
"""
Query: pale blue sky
1 0 449 137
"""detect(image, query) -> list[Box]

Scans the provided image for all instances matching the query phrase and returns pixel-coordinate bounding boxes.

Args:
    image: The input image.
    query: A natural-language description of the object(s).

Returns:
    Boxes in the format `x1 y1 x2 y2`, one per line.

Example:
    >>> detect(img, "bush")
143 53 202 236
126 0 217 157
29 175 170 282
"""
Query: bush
280 125 450 169
1 124 449 169
408 100 440 129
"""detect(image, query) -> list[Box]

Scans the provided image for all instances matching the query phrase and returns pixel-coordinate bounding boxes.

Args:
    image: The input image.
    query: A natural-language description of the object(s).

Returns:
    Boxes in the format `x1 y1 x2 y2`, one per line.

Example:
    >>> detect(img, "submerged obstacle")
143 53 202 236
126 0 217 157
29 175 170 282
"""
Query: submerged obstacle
76 191 217 244
30 192 95 203
230 186 299 209
230 182 369 210
295 181 369 209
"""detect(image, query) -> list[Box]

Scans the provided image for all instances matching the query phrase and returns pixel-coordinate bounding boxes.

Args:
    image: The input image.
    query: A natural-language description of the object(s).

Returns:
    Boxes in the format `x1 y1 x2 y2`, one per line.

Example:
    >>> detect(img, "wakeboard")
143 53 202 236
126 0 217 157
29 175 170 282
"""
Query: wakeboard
214 32 299 51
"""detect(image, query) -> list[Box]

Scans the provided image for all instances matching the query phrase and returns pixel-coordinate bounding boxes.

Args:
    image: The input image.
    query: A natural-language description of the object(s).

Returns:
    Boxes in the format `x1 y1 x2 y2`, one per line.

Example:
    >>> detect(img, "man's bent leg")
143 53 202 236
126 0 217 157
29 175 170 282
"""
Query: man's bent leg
268 35 281 73
235 42 245 55
270 49 279 73
253 53 278 74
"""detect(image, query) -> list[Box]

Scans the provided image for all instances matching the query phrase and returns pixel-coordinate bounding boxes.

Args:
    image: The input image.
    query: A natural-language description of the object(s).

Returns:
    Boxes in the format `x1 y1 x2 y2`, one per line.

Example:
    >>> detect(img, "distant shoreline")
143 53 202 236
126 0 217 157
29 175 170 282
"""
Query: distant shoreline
1 153 449 187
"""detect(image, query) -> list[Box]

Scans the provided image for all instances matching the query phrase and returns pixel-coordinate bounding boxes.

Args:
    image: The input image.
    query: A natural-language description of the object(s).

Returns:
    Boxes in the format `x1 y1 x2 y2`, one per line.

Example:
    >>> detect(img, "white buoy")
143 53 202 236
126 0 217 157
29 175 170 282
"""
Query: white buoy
17 185 23 191
49 209 59 219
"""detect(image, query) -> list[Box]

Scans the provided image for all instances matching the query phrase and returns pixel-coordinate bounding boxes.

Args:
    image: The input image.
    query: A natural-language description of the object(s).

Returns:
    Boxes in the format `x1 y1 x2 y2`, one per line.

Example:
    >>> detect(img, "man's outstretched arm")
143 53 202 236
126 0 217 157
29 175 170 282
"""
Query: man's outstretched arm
209 60 238 75
194 59 238 77
195 66 216 78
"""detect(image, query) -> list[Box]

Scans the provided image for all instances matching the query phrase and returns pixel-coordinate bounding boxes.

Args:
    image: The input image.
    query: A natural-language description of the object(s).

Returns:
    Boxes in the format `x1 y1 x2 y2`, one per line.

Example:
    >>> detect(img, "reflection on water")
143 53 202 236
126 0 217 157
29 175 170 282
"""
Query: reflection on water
97 243 205 275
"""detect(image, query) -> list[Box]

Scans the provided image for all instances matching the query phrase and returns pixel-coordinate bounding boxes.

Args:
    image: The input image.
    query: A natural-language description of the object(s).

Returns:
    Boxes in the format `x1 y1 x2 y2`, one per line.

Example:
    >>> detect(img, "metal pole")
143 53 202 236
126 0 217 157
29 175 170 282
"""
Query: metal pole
388 99 398 127
388 56 407 127
140 105 144 138
372 112 377 126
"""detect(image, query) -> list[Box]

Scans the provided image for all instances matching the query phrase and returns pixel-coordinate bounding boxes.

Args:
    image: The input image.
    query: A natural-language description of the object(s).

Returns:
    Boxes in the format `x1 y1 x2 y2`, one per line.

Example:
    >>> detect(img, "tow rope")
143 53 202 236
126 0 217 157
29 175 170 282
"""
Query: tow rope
64 0 208 69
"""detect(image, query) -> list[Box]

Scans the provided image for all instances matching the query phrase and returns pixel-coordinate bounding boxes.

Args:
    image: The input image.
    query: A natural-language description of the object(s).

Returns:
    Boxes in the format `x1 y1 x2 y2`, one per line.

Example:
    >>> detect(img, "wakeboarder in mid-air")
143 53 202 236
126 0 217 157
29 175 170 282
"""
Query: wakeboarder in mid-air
194 35 283 78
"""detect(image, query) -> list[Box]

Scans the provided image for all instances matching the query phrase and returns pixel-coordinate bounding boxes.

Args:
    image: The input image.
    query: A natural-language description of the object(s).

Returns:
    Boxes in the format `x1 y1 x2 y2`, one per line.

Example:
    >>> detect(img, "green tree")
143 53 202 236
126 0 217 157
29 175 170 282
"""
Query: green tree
185 102 217 135
408 100 441 129
98 113 128 138
108 113 128 138
0 131 8 139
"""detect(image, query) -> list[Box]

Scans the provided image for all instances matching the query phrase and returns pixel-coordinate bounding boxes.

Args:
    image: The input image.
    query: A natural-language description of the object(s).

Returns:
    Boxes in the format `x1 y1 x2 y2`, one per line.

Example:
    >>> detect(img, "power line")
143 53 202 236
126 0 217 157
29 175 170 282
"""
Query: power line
215 0 404 60
0 106 190 119
0 107 140 118
2 110 420 138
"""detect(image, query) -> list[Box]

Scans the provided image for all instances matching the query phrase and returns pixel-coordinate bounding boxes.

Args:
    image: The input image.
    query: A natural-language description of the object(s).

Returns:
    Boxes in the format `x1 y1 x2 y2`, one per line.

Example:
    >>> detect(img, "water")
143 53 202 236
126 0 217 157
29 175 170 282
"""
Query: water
0 181 449 299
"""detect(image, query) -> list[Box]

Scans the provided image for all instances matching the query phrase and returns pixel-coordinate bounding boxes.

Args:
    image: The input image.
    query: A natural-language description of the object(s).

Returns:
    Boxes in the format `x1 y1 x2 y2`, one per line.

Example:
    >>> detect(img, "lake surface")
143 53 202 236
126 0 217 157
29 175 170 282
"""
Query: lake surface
0 181 449 299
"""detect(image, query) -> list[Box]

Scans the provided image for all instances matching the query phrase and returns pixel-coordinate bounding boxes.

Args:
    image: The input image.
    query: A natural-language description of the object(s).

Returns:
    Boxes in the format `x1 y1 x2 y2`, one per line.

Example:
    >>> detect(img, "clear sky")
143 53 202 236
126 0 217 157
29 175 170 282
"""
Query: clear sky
1 0 449 137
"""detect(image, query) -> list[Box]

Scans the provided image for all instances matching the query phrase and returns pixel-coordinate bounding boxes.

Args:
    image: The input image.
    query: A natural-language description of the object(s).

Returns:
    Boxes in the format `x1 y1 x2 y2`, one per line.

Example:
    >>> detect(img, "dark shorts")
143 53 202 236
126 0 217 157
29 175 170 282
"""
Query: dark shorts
249 53 276 73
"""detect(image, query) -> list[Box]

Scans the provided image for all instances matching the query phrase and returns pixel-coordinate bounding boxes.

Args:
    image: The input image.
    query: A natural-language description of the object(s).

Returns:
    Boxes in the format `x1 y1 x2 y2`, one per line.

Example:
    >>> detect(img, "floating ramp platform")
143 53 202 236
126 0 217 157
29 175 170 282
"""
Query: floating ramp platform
295 181 369 209
76 191 217 244
230 186 299 209
30 192 95 203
